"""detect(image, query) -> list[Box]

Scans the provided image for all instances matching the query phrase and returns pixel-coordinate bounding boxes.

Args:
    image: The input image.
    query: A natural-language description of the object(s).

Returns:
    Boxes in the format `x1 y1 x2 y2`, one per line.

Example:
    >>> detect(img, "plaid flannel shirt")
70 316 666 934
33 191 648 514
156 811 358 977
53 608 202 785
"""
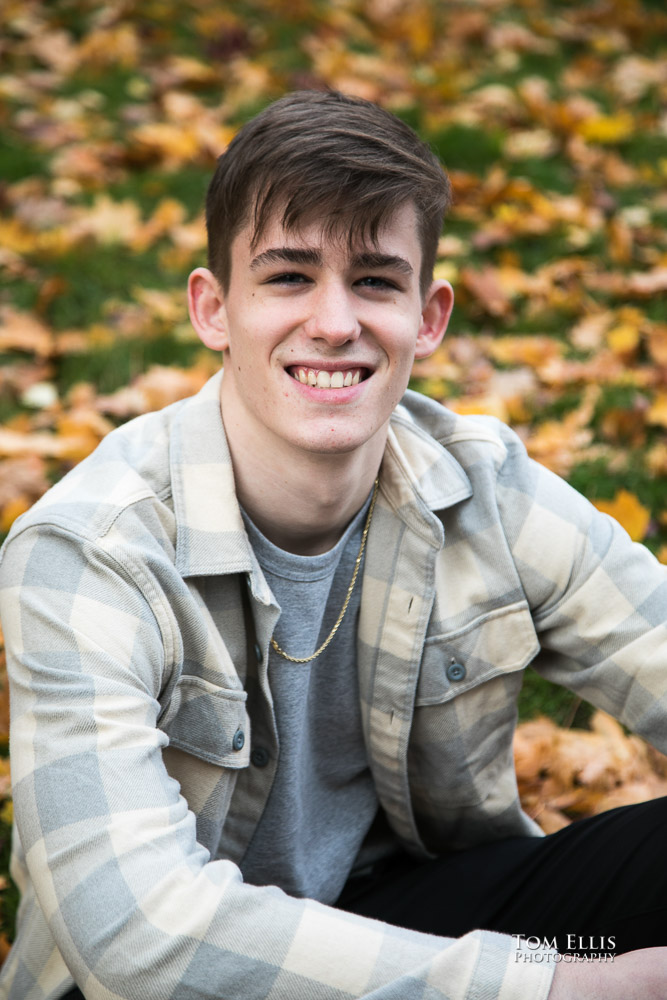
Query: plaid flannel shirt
1 370 666 1000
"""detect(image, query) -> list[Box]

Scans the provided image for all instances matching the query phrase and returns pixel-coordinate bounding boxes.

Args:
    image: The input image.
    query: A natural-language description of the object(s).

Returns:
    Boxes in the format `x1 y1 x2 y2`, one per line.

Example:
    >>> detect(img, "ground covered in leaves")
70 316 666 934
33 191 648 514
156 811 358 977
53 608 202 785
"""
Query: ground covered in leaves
1 0 667 952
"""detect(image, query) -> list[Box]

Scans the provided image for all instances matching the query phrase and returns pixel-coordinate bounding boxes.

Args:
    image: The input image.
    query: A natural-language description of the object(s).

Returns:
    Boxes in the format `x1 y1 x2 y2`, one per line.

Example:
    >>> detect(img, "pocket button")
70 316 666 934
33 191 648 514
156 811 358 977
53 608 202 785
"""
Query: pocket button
446 661 467 682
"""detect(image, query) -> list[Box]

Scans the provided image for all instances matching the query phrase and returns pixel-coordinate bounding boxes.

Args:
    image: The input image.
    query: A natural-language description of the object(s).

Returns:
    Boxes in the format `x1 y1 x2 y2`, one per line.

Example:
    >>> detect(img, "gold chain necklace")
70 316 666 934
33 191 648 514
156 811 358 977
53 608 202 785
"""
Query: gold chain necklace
270 478 380 664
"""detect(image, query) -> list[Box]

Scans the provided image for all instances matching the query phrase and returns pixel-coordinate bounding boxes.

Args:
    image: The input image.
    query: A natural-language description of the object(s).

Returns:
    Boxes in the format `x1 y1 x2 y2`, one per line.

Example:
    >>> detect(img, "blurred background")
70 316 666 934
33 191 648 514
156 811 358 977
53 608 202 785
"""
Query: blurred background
1 0 667 951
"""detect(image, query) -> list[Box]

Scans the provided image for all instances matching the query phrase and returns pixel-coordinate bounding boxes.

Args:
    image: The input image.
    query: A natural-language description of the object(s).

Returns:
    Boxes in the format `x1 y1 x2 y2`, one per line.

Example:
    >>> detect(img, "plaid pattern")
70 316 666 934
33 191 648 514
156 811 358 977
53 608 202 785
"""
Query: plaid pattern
2 371 665 999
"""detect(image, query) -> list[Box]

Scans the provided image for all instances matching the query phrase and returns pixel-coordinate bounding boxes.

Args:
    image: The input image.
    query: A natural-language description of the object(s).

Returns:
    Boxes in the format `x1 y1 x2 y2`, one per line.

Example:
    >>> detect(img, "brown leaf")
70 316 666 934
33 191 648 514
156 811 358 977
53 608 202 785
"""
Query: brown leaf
0 455 50 509
515 710 667 825
96 365 211 418
645 324 667 367
460 266 512 317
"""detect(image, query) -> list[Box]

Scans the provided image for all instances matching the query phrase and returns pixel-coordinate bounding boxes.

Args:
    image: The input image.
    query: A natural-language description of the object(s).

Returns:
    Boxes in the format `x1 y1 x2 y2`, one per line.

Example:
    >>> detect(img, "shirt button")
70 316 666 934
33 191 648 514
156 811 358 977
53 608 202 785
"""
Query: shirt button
254 643 262 663
251 746 270 768
446 661 466 682
232 728 245 751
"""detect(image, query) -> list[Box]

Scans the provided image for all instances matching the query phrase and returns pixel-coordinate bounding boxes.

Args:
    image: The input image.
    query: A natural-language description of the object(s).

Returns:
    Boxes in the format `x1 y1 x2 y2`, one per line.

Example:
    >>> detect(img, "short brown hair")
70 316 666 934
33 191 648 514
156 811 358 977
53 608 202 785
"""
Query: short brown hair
205 90 451 298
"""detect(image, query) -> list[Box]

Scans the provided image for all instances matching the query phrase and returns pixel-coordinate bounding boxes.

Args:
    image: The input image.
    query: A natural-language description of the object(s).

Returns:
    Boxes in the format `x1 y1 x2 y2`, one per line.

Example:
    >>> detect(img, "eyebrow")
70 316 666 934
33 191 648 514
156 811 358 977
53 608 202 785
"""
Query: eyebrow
250 247 322 270
354 251 413 276
249 246 413 276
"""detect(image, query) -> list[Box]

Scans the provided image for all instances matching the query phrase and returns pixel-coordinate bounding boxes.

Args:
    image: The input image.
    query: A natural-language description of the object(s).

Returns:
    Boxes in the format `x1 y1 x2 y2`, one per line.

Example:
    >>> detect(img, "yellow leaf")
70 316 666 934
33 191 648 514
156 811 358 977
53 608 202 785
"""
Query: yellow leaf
0 218 41 255
433 261 459 283
647 392 667 428
403 6 434 58
77 24 141 69
606 322 640 357
578 112 634 144
0 495 32 534
447 394 509 422
593 490 650 541
647 443 667 475
131 123 201 165
489 335 563 369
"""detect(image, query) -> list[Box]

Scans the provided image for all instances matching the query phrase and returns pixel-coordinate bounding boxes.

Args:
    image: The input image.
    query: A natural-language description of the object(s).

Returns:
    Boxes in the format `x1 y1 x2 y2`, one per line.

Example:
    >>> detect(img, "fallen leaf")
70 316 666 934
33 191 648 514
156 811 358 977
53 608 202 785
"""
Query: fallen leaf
593 489 651 541
0 308 54 358
488 335 563 370
460 266 512 317
515 711 667 830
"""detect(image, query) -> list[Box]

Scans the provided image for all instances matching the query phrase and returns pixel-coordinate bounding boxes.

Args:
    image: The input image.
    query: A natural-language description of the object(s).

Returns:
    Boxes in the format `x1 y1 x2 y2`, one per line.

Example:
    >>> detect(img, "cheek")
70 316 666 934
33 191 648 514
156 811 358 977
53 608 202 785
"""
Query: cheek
387 334 419 373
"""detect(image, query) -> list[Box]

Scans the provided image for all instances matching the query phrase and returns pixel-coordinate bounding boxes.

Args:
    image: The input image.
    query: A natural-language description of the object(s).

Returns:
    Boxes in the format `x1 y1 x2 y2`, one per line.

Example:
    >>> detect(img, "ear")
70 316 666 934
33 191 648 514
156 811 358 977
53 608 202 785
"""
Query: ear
187 267 229 351
414 280 454 360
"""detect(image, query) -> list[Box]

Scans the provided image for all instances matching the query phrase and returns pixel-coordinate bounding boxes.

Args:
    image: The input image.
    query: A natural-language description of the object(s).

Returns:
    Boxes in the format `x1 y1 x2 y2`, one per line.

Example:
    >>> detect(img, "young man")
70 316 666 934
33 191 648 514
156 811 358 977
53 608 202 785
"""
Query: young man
0 90 665 1000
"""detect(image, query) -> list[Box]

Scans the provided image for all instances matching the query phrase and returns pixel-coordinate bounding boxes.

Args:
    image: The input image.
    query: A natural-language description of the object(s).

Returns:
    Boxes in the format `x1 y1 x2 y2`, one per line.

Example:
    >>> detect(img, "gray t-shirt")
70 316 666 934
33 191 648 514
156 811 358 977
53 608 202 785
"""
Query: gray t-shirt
239 495 384 904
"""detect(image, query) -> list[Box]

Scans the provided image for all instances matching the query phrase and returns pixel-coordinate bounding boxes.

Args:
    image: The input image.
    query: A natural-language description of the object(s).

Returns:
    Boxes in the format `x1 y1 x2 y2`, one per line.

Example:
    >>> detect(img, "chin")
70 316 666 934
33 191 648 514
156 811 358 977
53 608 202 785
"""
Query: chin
292 427 378 456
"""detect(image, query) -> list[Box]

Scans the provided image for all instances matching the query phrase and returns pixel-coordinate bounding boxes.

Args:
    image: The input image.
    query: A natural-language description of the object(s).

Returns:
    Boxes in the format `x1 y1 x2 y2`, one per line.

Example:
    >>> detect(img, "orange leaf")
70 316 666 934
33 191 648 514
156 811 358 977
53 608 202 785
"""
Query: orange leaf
0 308 54 358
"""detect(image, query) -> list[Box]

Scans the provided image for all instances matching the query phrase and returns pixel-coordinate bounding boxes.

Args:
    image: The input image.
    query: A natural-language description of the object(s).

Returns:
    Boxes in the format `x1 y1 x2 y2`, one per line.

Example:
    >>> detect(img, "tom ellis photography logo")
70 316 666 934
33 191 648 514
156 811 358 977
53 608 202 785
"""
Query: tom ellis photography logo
513 934 617 964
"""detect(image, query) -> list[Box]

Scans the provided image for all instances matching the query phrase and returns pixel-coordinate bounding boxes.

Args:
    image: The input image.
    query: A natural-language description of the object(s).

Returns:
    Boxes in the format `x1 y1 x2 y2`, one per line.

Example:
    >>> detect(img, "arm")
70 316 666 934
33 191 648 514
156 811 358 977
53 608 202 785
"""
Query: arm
549 948 667 999
1 522 555 1000
494 427 667 749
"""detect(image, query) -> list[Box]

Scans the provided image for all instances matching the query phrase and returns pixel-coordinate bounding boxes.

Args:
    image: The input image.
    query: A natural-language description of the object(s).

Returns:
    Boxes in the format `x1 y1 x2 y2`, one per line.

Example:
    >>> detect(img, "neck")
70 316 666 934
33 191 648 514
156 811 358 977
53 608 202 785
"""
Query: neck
221 405 385 558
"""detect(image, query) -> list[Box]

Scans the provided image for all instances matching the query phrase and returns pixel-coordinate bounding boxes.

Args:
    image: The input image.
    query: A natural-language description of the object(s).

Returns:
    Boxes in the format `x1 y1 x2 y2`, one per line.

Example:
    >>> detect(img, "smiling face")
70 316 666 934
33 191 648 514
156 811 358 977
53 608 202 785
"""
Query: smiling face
189 202 453 470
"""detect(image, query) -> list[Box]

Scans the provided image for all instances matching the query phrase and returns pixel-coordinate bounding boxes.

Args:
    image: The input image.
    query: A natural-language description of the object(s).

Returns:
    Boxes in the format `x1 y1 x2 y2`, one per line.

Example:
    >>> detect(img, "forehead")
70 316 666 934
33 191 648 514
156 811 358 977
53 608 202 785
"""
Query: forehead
232 200 422 266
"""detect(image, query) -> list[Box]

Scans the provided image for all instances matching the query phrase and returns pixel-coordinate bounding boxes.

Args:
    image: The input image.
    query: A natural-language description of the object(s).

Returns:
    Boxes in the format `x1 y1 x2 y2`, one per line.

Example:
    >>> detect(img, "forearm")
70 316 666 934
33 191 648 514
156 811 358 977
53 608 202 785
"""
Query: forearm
548 948 667 999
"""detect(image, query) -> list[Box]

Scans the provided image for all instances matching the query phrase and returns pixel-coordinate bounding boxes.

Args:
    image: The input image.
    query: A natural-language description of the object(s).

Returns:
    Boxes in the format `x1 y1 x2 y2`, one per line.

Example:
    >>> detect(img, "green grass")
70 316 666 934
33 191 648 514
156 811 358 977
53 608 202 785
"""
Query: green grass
505 158 575 194
20 246 178 331
58 334 202 395
0 133 46 182
518 669 593 727
105 167 210 218
429 123 504 173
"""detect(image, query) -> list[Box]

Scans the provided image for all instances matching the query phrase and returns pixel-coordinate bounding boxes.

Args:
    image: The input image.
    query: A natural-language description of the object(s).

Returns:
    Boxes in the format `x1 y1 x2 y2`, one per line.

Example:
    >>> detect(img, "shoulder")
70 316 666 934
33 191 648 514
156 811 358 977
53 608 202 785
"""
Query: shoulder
391 389 588 530
392 388 527 473
2 397 186 553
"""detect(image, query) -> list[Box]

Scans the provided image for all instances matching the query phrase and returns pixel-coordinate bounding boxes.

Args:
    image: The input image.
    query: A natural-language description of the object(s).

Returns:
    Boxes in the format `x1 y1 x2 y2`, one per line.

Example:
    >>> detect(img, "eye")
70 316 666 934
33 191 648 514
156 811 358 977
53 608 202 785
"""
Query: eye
355 275 399 291
265 272 311 286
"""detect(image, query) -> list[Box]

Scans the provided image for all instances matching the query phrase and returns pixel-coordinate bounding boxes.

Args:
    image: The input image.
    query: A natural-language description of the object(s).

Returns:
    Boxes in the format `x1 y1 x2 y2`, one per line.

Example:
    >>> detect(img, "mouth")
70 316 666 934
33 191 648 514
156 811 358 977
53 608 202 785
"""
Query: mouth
286 365 370 389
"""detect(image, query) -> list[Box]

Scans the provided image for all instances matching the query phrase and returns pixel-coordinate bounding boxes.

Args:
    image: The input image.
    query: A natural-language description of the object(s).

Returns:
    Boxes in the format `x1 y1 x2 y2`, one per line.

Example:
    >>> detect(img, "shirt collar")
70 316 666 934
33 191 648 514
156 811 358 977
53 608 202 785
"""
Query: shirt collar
169 373 472 580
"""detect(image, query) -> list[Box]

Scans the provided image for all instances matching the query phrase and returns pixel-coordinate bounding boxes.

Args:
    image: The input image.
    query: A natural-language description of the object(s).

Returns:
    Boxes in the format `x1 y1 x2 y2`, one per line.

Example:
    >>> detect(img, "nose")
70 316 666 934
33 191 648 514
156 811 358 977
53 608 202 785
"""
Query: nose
303 280 361 346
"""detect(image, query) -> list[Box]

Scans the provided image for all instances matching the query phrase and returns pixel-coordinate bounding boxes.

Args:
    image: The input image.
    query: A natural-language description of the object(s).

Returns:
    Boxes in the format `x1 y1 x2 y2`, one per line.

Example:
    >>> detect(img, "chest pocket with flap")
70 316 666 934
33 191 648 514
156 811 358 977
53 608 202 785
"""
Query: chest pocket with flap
409 603 539 808
160 675 251 769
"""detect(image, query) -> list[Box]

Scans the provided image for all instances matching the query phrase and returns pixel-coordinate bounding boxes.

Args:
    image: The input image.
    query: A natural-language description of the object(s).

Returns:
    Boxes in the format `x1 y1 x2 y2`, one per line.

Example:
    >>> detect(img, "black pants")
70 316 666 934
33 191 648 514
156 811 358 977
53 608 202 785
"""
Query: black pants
336 797 667 955
62 798 666 998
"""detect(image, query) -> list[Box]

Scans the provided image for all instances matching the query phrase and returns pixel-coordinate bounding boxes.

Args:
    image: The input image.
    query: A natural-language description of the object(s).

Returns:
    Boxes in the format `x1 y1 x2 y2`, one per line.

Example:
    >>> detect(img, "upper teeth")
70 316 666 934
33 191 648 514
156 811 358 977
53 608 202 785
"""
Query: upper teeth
292 368 361 388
